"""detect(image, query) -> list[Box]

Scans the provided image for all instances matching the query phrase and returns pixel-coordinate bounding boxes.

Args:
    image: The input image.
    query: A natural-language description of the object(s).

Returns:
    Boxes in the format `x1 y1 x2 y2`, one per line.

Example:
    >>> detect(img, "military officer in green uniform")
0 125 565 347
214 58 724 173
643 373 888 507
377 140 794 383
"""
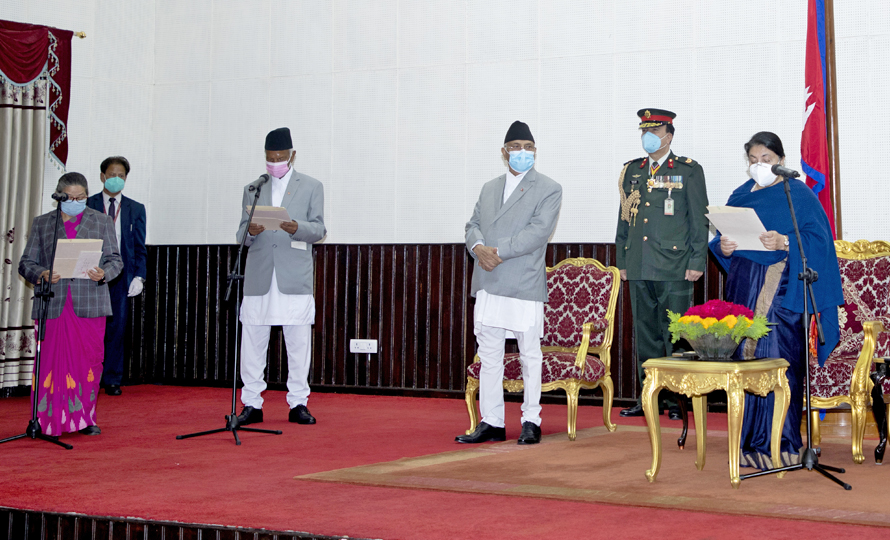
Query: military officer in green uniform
615 109 709 419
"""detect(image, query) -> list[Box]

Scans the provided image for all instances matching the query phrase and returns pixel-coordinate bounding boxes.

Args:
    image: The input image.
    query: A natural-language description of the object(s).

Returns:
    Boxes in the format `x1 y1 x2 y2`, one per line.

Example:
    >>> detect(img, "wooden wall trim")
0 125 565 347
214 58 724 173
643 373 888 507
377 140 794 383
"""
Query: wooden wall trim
7 243 726 405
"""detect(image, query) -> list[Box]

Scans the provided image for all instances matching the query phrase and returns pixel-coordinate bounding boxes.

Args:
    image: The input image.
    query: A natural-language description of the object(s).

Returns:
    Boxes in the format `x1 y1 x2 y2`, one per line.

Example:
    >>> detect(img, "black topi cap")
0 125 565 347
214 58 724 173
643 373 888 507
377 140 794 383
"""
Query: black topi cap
504 121 534 144
265 127 293 151
637 109 676 128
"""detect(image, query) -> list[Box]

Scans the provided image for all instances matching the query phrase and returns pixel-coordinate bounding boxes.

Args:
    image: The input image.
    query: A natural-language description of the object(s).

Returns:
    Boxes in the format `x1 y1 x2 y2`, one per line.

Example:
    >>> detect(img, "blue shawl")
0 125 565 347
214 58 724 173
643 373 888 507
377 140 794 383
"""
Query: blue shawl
708 178 843 364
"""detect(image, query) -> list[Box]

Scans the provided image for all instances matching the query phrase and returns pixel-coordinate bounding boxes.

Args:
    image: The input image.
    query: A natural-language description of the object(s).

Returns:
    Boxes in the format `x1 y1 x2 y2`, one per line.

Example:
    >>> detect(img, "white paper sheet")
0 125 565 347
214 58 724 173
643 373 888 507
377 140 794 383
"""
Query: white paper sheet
53 239 103 279
705 206 769 251
248 206 292 231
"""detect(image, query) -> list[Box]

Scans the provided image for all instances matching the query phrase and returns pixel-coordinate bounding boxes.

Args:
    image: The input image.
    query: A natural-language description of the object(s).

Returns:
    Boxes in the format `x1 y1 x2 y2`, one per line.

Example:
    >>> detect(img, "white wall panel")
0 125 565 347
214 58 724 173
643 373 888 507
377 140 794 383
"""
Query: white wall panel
209 78 272 242
272 0 333 77
399 0 466 68
332 0 397 72
9 0 890 244
396 65 466 243
467 0 537 64
538 54 613 243
540 0 612 59
836 35 890 241
151 83 211 245
93 0 155 84
211 0 271 81
0 0 29 26
155 0 213 83
612 0 695 54
329 69 398 242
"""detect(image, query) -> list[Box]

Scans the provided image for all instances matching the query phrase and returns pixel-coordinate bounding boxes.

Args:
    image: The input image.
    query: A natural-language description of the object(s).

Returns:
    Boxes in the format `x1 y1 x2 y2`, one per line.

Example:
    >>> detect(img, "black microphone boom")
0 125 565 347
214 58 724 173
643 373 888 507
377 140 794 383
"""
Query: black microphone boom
248 174 271 192
771 164 801 178
50 192 69 202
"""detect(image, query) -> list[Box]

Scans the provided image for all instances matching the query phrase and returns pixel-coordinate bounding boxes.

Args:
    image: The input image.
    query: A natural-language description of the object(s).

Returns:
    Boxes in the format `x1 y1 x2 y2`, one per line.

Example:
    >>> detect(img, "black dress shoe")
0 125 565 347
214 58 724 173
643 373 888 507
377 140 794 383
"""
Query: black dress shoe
517 421 541 445
619 403 660 417
79 425 101 435
289 404 316 424
667 405 682 421
455 422 506 443
236 406 263 426
104 385 122 396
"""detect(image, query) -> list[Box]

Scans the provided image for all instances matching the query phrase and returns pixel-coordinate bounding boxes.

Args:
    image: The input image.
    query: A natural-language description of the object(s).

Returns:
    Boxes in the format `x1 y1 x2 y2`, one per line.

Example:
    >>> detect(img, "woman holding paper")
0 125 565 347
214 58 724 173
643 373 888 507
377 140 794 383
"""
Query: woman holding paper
708 131 843 469
18 172 122 438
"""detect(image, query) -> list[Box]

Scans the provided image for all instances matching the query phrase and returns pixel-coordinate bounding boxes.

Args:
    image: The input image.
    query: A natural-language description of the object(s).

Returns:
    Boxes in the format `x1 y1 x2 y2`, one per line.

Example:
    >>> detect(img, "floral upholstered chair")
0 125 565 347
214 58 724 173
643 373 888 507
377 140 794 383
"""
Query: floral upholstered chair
809 240 890 464
463 258 620 441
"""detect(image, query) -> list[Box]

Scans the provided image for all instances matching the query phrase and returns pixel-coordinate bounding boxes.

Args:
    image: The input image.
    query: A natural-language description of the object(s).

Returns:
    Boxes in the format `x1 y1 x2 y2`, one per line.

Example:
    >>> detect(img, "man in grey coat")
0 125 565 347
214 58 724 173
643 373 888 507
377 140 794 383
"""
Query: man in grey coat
235 127 326 426
456 121 563 445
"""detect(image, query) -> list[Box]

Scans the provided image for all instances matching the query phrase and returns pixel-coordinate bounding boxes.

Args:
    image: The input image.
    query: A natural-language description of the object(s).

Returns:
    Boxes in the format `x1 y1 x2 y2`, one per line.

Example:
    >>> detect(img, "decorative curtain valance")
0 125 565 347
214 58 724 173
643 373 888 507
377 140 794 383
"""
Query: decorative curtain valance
0 20 72 169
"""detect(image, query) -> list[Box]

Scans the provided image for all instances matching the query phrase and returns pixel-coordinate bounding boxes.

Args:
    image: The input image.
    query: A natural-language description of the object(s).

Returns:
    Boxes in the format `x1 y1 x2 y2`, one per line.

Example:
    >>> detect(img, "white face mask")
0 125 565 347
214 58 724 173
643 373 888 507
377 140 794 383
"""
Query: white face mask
749 162 778 187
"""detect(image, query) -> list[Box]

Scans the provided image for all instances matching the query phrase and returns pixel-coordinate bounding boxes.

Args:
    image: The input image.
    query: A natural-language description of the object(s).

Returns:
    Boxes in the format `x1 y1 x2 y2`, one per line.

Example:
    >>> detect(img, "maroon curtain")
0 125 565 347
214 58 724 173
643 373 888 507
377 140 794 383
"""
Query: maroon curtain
0 20 72 167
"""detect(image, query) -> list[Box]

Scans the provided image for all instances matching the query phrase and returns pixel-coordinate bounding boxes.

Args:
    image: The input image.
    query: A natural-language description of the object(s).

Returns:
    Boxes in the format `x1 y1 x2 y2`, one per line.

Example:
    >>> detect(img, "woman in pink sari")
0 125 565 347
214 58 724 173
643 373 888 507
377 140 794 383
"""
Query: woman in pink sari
18 172 122 438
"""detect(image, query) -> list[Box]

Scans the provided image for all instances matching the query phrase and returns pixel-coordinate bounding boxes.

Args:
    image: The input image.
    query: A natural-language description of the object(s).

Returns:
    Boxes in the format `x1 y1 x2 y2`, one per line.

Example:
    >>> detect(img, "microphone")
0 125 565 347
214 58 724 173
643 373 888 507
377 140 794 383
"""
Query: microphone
51 192 69 202
248 174 271 192
771 164 801 178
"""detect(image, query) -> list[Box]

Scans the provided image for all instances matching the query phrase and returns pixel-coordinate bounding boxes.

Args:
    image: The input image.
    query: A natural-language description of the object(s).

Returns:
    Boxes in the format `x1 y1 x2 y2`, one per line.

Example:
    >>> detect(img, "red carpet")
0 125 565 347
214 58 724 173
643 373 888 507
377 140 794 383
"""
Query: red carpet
0 386 886 539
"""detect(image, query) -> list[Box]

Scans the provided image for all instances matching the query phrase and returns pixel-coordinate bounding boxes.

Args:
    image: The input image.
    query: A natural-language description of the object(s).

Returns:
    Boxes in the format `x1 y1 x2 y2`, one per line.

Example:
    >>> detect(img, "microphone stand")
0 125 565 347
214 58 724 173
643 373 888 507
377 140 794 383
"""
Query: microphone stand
740 174 850 489
0 199 73 450
176 176 282 445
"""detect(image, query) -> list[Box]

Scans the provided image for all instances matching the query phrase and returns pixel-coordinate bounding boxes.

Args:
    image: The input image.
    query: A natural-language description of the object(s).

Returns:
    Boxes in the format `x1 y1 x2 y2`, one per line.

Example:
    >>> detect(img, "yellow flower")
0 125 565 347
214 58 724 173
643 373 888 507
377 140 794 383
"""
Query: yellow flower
720 315 738 327
700 317 718 329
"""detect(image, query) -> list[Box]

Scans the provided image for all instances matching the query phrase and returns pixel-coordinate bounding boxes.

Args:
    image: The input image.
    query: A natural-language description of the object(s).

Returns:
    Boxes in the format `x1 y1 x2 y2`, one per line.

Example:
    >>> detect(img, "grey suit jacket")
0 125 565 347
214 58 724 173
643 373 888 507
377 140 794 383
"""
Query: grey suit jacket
19 207 124 319
237 172 326 296
465 168 562 302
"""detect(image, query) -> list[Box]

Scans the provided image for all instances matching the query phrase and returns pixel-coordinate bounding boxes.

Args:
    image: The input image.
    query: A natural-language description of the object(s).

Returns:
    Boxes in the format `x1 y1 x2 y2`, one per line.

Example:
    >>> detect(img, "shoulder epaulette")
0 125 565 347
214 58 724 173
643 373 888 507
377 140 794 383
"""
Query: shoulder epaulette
676 156 696 165
624 157 646 166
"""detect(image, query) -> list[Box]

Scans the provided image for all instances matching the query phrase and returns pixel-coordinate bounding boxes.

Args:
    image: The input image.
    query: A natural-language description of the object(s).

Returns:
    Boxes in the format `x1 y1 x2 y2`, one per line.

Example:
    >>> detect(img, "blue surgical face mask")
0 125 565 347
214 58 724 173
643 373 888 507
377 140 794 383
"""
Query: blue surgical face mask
642 131 665 154
508 150 535 173
61 199 87 216
104 176 125 194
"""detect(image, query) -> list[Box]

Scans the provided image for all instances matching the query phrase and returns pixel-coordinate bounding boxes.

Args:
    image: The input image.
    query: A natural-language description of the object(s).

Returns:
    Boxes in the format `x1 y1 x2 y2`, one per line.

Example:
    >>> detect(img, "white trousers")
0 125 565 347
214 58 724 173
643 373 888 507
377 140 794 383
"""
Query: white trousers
240 323 311 409
476 324 543 428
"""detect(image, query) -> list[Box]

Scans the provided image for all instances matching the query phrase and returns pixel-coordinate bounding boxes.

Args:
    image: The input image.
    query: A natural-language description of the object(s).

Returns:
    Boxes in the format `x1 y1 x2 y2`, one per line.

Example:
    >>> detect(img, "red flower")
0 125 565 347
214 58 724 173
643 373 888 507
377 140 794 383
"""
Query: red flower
684 300 753 320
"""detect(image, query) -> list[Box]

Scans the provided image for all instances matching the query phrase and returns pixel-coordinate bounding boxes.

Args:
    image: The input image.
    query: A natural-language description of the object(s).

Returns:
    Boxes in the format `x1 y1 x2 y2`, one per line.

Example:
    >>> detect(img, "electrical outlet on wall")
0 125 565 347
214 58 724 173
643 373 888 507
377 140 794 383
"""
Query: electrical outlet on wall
349 339 377 353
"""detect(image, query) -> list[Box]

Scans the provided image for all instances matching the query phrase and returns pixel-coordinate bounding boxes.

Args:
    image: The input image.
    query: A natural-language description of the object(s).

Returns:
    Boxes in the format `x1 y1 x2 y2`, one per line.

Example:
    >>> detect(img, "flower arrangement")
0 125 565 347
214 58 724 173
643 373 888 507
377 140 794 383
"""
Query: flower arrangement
668 300 771 359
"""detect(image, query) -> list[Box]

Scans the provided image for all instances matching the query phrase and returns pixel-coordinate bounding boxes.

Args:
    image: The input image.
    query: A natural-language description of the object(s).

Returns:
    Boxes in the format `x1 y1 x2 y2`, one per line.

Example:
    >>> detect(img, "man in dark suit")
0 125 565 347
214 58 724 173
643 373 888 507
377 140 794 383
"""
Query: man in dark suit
614 109 709 419
87 156 147 396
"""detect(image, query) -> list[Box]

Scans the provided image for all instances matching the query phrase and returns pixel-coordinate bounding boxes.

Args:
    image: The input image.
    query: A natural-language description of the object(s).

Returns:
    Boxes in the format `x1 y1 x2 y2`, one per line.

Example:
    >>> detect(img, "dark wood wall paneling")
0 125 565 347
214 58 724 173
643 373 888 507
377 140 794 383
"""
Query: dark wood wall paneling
0 506 362 540
117 243 725 407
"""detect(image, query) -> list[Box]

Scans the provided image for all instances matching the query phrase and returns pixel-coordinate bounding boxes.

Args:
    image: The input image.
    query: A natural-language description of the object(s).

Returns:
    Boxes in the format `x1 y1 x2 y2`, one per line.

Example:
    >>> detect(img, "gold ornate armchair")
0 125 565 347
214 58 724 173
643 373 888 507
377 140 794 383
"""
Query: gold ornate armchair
809 240 890 463
463 258 620 440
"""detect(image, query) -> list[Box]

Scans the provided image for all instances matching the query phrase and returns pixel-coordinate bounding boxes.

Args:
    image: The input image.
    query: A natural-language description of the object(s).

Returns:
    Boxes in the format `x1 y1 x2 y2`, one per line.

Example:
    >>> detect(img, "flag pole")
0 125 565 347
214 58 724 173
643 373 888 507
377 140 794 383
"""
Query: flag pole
824 0 843 239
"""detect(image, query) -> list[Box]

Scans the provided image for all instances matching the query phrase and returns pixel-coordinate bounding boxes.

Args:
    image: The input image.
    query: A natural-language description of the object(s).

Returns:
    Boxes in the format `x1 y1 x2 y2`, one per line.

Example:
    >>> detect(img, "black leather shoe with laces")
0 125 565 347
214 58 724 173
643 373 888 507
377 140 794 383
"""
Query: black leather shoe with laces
236 406 263 426
455 422 506 443
517 421 541 445
289 404 316 424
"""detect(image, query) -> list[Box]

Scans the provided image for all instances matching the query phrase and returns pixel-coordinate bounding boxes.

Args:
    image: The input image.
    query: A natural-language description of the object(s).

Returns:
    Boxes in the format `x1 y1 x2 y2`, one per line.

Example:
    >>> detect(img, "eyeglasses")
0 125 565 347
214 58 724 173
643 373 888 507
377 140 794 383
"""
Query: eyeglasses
504 143 536 152
64 194 88 202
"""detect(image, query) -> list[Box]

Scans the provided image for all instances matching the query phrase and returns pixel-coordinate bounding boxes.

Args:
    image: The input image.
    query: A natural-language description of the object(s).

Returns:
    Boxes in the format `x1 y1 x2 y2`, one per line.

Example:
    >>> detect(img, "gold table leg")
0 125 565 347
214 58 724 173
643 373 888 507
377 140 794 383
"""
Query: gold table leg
692 394 707 470
772 370 791 478
642 373 662 483
726 380 745 489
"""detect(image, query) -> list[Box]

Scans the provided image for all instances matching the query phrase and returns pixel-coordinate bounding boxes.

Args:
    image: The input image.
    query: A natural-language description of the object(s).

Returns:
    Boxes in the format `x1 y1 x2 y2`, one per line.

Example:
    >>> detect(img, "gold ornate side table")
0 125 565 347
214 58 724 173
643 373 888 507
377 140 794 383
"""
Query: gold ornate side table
641 357 790 489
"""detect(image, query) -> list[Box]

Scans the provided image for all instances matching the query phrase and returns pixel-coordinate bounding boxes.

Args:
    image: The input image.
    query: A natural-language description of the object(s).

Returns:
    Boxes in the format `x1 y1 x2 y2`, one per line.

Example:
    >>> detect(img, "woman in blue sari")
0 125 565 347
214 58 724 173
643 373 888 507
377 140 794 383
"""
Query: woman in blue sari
709 132 843 469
